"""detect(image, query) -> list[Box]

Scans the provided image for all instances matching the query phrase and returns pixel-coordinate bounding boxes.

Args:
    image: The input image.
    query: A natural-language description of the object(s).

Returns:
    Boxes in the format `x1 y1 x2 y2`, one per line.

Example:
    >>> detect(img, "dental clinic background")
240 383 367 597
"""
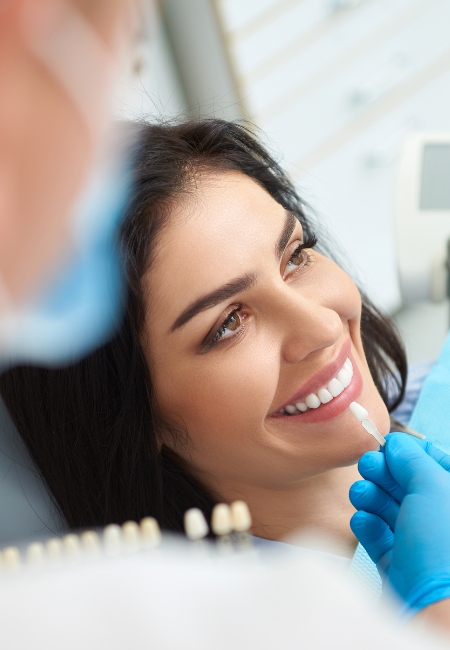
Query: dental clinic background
116 0 450 365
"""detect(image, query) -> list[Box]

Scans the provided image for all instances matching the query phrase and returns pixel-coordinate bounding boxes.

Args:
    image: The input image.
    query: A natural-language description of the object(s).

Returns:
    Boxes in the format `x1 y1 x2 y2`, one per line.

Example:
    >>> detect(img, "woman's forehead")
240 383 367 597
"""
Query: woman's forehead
144 171 300 327
160 171 290 255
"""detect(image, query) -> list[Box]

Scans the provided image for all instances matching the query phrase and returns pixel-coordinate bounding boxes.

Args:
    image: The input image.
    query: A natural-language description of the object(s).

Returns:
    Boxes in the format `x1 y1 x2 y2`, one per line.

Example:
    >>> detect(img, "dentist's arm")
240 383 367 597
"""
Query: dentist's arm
349 434 450 628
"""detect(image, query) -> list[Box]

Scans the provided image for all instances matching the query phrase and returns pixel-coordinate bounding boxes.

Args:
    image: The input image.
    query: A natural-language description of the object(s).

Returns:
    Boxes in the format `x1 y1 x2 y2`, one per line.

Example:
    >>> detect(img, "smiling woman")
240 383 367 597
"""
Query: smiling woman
0 120 406 550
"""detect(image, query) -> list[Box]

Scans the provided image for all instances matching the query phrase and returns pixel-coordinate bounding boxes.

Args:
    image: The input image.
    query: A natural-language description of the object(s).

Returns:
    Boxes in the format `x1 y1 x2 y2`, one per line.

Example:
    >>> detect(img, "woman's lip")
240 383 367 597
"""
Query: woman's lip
275 337 352 414
271 355 363 424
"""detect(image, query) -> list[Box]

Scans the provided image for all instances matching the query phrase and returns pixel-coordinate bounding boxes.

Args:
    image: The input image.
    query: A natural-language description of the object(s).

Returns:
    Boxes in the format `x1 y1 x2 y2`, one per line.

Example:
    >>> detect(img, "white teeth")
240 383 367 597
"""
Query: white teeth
281 357 354 415
305 393 321 409
317 388 333 404
327 378 344 397
337 368 351 388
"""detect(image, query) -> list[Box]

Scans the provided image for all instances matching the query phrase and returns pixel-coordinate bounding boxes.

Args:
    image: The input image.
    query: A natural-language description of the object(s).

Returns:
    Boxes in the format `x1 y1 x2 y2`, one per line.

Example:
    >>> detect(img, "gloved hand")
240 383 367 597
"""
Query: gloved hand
349 433 450 614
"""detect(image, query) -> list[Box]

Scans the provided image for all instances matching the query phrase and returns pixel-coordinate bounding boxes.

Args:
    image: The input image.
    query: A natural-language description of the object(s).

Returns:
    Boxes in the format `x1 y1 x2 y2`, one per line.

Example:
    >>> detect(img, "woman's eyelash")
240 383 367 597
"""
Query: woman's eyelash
286 234 318 270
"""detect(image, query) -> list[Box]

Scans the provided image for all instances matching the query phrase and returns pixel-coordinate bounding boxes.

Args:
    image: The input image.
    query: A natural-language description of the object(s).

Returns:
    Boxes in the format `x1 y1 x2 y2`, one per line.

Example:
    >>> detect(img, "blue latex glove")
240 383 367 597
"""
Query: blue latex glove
349 432 450 614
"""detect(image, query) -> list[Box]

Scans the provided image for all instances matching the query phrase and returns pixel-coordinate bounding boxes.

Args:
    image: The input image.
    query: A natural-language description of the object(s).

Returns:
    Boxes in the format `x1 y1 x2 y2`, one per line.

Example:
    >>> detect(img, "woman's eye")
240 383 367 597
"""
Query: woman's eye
285 244 306 275
212 309 242 344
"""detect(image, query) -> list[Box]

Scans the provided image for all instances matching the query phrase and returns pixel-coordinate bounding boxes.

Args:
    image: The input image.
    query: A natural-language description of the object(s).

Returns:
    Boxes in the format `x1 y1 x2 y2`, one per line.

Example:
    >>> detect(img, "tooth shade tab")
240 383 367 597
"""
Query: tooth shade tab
295 402 307 412
337 369 351 388
230 501 252 532
26 542 45 566
328 378 344 397
362 418 386 447
317 388 333 404
305 393 321 409
184 508 209 541
349 401 368 421
211 504 232 536
46 538 63 562
140 517 161 549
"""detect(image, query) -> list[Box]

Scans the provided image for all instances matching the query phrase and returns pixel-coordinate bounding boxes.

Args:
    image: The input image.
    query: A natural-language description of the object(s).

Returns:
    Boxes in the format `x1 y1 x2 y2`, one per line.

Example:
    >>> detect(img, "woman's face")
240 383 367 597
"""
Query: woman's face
141 171 390 496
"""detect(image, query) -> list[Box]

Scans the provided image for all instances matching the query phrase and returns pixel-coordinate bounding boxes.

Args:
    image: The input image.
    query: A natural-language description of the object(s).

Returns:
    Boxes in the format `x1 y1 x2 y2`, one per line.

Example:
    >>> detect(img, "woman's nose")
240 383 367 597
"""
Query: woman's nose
277 293 343 365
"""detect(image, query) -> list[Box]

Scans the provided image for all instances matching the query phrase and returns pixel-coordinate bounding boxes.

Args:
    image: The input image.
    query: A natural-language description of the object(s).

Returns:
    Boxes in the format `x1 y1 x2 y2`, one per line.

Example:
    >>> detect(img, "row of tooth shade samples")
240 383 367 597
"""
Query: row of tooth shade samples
0 502 253 571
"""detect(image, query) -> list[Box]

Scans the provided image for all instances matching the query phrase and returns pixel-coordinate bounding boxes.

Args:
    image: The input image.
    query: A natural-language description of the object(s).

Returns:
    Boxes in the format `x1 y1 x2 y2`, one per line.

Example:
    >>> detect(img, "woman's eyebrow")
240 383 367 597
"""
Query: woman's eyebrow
170 210 297 333
275 210 297 260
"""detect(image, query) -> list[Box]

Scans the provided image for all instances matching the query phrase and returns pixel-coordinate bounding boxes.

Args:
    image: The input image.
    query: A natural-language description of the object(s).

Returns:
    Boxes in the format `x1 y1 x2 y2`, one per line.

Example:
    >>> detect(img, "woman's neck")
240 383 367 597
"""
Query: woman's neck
221 464 361 557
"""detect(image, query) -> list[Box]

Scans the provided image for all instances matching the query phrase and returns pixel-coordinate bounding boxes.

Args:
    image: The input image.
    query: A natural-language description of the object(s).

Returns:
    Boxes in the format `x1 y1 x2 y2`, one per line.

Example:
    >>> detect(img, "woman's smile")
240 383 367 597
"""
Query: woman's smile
271 338 364 424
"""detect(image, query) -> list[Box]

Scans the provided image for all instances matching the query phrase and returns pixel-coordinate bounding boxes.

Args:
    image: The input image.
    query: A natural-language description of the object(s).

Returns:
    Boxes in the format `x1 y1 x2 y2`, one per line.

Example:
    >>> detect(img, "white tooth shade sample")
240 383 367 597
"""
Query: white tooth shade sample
122 521 140 553
26 542 45 566
295 402 308 412
46 538 63 562
3 546 21 569
140 517 161 549
230 501 252 532
103 524 122 556
337 369 351 388
184 508 209 541
317 388 333 404
211 504 232 536
349 402 368 421
305 393 321 409
328 378 344 397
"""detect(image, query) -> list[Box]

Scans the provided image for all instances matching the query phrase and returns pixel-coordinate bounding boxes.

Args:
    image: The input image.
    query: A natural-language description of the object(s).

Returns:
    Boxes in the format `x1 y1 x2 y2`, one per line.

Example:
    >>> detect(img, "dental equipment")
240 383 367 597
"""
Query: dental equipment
350 401 425 447
230 500 252 549
184 508 209 541
211 503 233 552
349 402 386 447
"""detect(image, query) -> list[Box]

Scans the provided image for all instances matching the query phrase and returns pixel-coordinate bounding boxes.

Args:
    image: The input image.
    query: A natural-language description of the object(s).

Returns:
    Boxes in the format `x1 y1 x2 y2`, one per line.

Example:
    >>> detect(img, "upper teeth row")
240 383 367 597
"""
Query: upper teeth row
281 358 353 415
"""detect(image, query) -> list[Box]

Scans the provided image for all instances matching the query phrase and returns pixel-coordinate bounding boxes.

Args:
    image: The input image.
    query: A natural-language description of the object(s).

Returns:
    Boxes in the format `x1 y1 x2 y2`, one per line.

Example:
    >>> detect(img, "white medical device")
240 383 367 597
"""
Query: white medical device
395 133 450 304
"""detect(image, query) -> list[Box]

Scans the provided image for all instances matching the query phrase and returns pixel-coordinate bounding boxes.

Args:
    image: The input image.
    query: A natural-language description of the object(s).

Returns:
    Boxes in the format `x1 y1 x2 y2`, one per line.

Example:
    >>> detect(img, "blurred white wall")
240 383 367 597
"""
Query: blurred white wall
112 1 187 121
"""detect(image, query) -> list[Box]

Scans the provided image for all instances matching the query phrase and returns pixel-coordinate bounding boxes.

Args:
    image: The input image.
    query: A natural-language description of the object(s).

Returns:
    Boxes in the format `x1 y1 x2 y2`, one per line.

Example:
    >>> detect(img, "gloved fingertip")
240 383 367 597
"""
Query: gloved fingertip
349 510 369 532
349 481 367 508
358 450 382 476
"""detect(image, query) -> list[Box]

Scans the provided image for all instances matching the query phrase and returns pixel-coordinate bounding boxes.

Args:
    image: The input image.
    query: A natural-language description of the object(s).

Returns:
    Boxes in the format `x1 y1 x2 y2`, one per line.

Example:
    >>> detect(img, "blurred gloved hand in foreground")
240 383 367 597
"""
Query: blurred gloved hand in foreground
349 433 450 614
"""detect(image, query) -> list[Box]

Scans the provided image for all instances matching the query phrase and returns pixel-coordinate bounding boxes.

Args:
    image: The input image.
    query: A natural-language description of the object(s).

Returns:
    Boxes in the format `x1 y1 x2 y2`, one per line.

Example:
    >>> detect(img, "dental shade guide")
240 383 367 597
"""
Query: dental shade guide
80 530 101 560
349 402 386 447
63 533 82 562
184 508 209 543
230 501 252 549
46 537 64 565
211 504 233 553
349 401 426 448
122 520 140 554
26 542 46 567
140 517 161 550
3 546 21 571
0 515 163 573
103 524 122 557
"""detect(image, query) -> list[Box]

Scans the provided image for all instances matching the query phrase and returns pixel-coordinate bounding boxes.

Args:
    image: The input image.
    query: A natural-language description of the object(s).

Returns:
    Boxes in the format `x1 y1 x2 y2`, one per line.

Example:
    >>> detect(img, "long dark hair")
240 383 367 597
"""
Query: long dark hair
0 119 407 532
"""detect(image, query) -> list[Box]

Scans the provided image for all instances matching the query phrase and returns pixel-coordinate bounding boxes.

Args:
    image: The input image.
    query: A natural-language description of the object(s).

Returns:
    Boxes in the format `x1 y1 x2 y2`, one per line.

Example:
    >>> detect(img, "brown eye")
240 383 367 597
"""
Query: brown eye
285 245 305 274
290 249 304 266
226 312 241 331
